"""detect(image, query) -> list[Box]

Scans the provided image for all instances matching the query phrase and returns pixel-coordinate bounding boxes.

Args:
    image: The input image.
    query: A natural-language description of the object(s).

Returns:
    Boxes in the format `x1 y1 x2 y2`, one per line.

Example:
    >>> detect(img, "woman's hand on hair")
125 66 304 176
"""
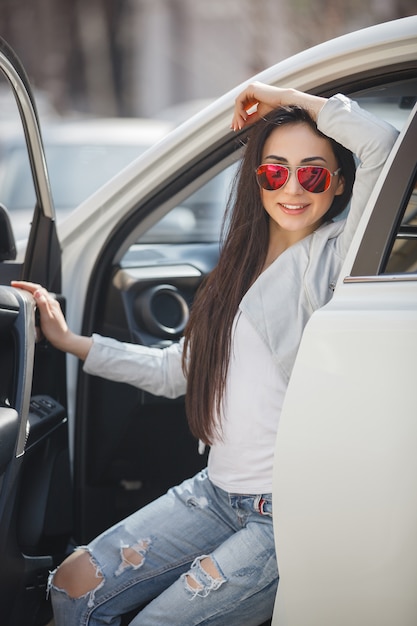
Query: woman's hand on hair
231 82 327 131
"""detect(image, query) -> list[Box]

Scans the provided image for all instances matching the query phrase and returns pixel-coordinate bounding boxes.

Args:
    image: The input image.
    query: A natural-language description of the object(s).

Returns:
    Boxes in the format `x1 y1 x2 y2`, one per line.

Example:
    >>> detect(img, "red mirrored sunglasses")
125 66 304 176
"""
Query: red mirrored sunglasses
256 164 341 194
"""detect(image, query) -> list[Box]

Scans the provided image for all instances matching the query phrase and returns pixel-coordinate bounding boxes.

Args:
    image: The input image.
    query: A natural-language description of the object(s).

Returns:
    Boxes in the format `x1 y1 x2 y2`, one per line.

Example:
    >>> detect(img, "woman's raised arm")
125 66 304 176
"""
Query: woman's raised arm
231 82 326 130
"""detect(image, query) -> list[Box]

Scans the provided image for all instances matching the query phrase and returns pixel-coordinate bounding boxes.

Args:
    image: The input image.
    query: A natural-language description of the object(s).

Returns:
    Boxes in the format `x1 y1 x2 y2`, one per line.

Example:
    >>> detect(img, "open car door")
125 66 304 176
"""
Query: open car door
0 38 71 625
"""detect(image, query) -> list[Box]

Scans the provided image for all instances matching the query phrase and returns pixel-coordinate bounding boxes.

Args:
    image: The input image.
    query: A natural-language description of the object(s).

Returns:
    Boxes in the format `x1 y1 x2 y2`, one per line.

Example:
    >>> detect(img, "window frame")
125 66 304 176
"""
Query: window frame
347 105 417 281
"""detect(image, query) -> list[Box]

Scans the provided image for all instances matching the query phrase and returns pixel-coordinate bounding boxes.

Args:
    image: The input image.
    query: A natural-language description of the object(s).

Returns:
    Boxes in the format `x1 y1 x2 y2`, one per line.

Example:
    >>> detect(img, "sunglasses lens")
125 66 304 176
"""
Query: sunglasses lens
256 164 288 190
297 166 331 193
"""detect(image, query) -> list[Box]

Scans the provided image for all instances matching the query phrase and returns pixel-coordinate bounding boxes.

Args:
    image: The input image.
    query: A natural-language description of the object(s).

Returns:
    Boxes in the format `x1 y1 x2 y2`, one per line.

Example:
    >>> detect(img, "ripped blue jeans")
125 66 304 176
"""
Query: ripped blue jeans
49 469 278 625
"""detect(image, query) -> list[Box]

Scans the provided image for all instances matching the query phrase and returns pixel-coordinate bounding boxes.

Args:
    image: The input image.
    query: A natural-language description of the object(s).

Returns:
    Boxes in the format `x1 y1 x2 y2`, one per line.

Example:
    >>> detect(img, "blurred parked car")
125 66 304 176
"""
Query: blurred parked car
0 117 173 240
0 16 416 626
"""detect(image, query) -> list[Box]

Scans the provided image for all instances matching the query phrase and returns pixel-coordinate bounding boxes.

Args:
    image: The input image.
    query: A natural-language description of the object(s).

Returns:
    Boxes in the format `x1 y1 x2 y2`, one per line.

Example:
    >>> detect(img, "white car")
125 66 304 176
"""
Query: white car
0 116 173 241
0 16 416 626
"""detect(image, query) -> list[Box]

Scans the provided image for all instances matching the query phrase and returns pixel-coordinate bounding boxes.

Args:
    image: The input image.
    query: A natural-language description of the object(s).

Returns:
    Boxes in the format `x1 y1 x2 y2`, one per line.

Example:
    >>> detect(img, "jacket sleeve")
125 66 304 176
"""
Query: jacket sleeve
83 334 187 398
317 94 399 259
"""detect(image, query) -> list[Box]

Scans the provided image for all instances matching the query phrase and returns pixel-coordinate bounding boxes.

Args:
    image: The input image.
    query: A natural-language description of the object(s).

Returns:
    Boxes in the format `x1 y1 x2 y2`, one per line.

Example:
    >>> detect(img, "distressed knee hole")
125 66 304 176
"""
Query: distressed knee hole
184 556 226 598
186 557 219 590
115 539 151 576
51 548 104 601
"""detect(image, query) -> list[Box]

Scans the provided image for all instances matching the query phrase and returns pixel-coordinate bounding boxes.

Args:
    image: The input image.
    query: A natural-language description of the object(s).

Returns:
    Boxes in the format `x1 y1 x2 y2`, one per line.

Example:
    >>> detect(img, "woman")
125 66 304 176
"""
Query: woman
12 84 398 625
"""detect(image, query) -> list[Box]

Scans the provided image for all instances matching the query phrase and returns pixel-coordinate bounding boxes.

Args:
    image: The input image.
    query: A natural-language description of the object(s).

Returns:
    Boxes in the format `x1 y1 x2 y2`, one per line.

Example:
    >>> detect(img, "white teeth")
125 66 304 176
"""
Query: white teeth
282 204 304 210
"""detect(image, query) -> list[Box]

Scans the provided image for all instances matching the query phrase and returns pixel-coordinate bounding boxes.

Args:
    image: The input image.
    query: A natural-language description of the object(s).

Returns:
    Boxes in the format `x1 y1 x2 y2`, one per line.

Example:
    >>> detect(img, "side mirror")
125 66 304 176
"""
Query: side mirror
0 203 17 261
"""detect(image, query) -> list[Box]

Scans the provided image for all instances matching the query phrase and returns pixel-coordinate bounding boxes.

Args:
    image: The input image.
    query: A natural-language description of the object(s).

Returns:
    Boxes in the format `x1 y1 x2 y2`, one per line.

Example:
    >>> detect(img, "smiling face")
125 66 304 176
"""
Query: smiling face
260 122 345 252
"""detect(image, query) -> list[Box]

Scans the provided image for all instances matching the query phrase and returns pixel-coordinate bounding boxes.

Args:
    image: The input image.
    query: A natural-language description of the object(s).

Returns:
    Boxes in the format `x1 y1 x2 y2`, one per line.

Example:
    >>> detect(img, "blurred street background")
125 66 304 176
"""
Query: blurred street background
0 0 416 121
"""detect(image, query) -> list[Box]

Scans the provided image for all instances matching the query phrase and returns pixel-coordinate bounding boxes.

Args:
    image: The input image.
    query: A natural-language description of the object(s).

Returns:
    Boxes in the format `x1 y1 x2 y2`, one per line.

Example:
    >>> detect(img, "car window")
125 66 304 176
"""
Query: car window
347 90 417 280
137 162 238 245
384 172 417 274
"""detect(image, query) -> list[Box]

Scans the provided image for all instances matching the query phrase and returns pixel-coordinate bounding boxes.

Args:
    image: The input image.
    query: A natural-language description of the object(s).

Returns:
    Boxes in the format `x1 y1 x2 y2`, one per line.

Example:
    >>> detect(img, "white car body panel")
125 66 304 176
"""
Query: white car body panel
272 281 417 625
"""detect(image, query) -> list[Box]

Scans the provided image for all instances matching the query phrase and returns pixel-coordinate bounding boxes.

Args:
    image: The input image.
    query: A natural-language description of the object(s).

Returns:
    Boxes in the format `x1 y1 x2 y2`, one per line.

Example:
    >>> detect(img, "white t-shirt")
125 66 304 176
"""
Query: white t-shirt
207 309 286 494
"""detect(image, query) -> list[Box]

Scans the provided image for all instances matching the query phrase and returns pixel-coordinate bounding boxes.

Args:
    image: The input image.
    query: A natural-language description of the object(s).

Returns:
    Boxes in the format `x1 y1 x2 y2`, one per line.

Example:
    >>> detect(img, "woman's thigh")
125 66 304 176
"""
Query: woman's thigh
67 470 239 615
51 470 278 625
133 513 278 626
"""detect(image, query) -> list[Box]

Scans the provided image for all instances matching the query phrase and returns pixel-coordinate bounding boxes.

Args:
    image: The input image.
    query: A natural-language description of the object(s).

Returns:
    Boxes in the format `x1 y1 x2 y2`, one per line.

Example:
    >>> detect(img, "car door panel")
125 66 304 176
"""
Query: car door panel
0 293 71 626
0 287 35 621
0 38 70 625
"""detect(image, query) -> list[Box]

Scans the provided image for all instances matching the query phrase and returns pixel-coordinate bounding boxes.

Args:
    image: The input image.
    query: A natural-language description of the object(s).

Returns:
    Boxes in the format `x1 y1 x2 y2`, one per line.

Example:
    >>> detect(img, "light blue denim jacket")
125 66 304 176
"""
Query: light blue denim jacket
84 95 398 393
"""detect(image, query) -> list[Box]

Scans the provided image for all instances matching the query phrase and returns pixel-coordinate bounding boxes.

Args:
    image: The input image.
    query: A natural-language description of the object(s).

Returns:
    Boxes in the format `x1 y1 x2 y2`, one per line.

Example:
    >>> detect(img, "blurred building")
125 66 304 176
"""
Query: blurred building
0 0 415 119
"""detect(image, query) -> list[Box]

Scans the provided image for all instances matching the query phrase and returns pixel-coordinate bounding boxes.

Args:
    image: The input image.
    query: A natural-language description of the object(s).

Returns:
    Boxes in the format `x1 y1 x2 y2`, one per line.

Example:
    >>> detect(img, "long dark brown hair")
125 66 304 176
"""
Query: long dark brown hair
183 105 356 444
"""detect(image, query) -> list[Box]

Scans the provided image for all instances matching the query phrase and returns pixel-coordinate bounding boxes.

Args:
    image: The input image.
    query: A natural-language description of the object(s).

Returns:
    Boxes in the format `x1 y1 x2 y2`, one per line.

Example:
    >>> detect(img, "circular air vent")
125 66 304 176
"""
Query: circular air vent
135 285 189 338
